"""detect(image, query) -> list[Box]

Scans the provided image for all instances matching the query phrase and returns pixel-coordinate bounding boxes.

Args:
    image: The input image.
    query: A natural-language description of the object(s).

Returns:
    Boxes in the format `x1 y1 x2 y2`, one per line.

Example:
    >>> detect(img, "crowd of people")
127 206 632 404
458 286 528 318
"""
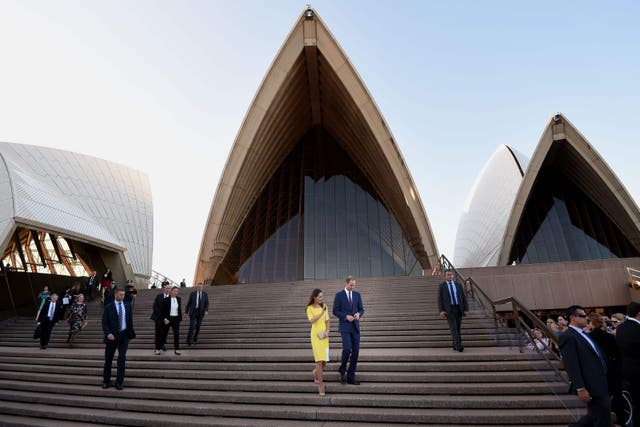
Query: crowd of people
533 305 640 427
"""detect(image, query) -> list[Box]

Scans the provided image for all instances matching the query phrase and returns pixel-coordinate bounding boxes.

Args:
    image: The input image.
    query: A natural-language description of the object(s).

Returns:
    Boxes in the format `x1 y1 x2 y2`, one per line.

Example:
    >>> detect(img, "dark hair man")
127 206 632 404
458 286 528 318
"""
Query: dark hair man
332 276 364 385
437 269 469 352
559 305 610 427
102 288 136 390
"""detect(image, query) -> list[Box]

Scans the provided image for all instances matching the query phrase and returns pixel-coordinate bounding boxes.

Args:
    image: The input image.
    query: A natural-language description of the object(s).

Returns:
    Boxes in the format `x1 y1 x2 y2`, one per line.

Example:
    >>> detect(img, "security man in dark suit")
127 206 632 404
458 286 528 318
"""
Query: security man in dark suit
102 288 135 390
37 293 64 349
185 283 209 346
151 282 171 354
560 305 611 427
616 301 640 427
437 269 469 352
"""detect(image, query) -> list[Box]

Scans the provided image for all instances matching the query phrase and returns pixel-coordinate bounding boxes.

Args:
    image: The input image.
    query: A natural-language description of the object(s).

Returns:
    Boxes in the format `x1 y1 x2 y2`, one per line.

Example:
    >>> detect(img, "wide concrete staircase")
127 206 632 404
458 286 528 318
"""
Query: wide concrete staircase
0 275 584 426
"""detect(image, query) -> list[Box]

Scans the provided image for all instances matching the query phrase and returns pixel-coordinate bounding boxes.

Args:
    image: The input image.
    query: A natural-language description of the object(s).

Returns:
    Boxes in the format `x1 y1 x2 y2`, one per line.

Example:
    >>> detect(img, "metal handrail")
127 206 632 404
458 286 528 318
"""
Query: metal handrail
627 266 640 289
439 254 566 382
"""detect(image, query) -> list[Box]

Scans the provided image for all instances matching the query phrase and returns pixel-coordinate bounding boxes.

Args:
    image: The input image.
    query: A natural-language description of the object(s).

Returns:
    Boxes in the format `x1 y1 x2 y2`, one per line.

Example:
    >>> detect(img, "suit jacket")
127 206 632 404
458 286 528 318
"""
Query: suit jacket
185 290 209 316
333 289 364 333
161 296 182 322
559 326 609 397
437 281 468 313
150 292 168 321
102 300 136 342
37 301 64 324
87 274 98 288
615 318 640 382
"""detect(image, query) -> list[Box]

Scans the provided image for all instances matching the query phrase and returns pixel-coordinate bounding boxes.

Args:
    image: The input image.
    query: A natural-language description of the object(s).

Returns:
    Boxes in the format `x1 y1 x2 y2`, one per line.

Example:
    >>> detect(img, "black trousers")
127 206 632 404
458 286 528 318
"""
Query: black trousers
571 394 611 427
167 317 181 350
186 312 204 344
40 320 56 348
103 334 129 386
446 305 463 349
154 320 168 350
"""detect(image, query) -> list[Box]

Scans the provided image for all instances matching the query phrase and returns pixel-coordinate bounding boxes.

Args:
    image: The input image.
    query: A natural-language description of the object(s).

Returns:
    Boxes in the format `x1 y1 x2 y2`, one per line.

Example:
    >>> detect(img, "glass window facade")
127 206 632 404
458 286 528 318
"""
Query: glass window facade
509 168 639 264
215 129 422 284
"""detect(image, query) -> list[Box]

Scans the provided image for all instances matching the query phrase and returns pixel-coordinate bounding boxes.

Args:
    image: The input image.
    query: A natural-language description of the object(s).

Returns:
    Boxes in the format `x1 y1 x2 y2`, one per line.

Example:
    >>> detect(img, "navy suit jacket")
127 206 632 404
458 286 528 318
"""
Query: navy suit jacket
615 318 640 383
333 289 364 334
559 326 608 397
185 290 209 316
437 281 468 314
102 301 135 343
37 301 64 324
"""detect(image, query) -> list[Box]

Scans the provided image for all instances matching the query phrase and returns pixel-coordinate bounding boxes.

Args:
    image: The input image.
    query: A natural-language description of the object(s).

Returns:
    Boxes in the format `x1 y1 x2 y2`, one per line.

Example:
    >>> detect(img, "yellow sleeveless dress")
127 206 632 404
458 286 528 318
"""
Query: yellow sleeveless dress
306 305 330 362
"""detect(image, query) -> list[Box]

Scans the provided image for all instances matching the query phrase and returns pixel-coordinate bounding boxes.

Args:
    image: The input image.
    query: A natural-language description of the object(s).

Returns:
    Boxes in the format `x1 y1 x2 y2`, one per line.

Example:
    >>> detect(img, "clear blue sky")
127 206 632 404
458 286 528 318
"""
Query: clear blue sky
1 1 638 283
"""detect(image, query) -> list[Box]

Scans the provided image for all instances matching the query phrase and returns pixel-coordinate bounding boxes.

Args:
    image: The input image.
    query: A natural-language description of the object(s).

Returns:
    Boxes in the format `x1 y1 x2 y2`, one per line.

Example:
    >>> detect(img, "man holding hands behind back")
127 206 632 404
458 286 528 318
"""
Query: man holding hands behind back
438 269 469 352
333 276 364 385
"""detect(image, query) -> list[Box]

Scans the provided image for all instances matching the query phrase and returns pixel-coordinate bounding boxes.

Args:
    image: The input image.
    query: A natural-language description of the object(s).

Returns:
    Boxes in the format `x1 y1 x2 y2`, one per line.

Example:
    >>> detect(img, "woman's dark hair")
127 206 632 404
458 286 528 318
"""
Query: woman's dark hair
306 288 323 307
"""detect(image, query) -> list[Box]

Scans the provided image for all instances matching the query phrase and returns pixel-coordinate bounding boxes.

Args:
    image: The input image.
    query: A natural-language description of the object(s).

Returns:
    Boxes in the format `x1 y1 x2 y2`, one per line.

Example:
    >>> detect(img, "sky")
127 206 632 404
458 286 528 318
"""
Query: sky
1 1 638 284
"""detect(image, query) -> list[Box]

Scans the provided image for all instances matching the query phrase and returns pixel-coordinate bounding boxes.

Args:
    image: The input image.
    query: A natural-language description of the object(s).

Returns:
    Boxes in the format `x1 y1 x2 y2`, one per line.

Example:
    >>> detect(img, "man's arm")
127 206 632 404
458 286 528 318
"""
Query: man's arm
204 293 209 312
437 283 445 313
357 293 364 318
559 332 586 391
184 293 193 314
332 294 346 321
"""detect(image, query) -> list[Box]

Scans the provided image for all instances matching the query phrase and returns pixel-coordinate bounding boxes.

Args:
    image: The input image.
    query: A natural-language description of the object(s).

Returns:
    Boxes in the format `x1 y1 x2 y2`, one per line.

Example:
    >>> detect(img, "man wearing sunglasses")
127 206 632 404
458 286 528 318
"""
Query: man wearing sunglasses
559 305 611 427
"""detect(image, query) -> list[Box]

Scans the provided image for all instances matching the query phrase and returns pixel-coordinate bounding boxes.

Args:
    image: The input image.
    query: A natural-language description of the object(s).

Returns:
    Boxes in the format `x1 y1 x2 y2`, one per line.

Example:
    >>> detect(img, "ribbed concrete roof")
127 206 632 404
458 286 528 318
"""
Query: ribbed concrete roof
0 141 153 278
498 113 640 264
195 8 438 283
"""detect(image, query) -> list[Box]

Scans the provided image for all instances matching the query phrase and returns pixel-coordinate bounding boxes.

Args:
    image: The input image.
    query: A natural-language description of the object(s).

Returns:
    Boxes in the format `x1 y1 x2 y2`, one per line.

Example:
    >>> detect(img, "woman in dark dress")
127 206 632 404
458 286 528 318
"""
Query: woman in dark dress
67 294 87 346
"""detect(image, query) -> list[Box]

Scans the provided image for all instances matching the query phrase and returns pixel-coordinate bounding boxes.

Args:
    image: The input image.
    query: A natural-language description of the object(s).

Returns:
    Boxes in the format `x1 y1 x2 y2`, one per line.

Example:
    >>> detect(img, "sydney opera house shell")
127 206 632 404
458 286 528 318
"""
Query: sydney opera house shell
455 114 640 269
196 9 439 285
0 142 153 289
454 145 528 268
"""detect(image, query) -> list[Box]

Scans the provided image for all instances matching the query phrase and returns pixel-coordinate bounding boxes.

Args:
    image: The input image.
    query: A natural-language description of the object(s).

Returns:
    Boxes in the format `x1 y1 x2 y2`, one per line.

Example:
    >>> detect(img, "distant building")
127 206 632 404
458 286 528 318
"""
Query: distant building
455 114 640 268
0 142 153 287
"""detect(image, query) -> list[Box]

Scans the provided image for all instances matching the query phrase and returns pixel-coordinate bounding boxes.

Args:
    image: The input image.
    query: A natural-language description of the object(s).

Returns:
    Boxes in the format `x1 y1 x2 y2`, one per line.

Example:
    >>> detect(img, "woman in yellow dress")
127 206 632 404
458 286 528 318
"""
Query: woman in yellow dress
306 288 330 396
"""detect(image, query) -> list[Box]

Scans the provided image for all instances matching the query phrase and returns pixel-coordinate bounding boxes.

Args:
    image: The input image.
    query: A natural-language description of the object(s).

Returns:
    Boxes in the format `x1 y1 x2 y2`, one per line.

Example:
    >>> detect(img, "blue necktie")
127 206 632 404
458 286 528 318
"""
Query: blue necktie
448 282 458 305
118 303 124 331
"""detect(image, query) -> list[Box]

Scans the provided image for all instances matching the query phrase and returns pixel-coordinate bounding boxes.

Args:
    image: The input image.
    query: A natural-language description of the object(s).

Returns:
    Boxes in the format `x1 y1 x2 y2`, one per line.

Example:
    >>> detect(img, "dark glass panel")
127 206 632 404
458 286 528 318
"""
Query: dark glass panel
325 176 337 279
344 177 359 277
367 194 382 276
391 216 406 274
510 167 639 264
334 176 349 278
215 127 425 283
379 202 394 276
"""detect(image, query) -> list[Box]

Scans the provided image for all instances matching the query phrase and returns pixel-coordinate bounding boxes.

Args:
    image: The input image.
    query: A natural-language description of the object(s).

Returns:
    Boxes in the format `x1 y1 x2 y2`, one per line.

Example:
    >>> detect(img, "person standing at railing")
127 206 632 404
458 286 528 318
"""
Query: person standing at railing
437 269 469 352
616 301 640 427
559 305 611 427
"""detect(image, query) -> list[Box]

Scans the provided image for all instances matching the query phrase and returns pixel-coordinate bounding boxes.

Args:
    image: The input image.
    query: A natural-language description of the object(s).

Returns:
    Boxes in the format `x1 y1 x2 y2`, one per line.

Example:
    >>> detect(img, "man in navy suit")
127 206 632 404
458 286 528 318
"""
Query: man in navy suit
616 301 640 427
333 276 364 385
102 288 136 390
559 305 610 427
36 293 64 349
185 283 209 346
437 269 469 352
